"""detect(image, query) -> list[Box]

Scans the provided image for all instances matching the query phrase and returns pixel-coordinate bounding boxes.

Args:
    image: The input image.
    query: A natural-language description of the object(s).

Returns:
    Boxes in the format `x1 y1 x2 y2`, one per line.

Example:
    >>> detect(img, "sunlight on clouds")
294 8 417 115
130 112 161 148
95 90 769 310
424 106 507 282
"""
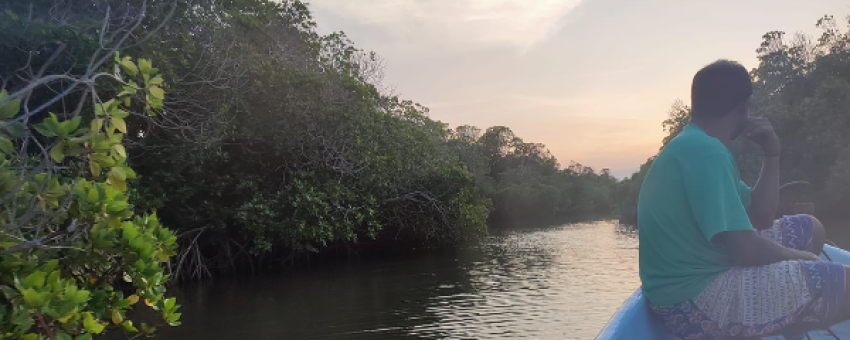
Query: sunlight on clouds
309 0 583 51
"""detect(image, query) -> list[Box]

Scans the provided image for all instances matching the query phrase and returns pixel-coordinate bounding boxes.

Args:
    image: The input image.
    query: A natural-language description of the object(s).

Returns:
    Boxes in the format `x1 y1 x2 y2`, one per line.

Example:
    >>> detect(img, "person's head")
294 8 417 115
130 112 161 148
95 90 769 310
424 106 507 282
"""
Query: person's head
690 60 753 139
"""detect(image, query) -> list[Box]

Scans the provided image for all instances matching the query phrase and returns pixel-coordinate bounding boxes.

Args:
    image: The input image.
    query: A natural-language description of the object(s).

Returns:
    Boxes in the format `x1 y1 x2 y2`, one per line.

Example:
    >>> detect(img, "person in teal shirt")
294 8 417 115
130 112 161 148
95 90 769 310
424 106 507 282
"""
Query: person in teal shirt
638 60 849 339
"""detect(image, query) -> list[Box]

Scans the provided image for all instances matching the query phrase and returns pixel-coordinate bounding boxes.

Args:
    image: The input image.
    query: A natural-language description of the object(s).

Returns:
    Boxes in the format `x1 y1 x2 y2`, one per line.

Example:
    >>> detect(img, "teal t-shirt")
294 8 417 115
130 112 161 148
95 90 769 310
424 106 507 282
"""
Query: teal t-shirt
638 122 753 306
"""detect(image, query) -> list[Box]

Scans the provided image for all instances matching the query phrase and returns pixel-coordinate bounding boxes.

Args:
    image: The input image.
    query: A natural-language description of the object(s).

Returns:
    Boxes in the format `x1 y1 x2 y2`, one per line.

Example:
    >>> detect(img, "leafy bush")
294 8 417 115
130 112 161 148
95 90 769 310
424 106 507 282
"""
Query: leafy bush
0 54 179 339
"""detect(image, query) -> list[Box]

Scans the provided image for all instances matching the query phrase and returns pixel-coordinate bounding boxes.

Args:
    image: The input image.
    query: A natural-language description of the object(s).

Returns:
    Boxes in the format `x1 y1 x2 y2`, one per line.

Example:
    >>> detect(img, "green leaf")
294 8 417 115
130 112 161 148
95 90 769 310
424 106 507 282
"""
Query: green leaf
148 96 164 111
0 138 12 155
83 312 106 334
19 334 38 340
117 88 137 98
124 166 137 179
50 142 65 163
91 118 104 132
109 175 127 192
120 57 138 76
23 271 46 288
0 98 20 119
56 305 76 323
72 290 90 304
109 132 124 144
164 297 176 311
93 154 115 167
107 200 129 213
122 320 139 332
43 259 59 273
111 117 127 134
56 333 72 340
0 121 27 139
33 123 57 137
86 186 99 203
68 134 92 144
110 167 127 181
122 223 139 241
0 90 21 119
148 76 164 86
167 312 182 322
112 144 127 158
112 109 130 119
139 58 152 75
22 288 46 308
65 116 82 134
140 323 156 334
89 159 102 176
47 271 60 287
148 86 164 100
47 113 68 138
76 334 93 340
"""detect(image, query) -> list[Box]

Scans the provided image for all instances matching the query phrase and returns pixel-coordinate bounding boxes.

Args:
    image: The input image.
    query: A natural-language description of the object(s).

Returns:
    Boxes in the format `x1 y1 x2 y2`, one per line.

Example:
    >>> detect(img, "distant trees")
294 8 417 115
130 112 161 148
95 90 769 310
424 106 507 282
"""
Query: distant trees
449 126 618 222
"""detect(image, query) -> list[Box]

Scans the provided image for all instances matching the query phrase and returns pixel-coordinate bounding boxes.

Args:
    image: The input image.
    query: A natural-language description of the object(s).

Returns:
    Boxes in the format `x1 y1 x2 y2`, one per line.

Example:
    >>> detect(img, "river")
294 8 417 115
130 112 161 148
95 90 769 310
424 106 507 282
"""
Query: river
155 221 640 339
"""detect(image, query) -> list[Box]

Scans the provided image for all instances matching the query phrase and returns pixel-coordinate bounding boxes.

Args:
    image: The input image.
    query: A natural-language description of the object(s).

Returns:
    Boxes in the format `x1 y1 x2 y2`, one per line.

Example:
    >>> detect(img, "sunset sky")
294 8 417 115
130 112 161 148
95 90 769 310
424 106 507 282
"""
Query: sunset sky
309 0 849 178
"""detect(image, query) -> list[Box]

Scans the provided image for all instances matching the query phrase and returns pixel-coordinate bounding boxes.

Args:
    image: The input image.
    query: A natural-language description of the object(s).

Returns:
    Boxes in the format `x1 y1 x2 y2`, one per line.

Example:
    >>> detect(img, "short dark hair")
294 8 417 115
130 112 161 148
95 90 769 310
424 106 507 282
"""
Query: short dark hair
691 60 752 119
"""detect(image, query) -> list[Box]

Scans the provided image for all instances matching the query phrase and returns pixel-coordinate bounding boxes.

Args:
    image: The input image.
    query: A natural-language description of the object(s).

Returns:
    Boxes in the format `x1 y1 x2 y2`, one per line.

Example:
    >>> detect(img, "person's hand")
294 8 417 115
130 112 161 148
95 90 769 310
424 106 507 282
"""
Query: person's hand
744 117 781 157
797 250 822 262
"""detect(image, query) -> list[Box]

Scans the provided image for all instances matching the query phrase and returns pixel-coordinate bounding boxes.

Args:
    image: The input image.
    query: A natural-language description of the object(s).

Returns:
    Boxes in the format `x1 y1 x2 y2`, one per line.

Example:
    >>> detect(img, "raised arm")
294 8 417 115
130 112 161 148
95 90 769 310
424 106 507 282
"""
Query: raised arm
742 117 781 230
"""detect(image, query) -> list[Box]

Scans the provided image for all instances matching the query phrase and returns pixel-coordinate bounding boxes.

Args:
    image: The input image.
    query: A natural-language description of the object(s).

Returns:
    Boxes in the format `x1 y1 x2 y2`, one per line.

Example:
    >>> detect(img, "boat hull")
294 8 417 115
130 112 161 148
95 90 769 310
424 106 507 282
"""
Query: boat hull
597 244 850 339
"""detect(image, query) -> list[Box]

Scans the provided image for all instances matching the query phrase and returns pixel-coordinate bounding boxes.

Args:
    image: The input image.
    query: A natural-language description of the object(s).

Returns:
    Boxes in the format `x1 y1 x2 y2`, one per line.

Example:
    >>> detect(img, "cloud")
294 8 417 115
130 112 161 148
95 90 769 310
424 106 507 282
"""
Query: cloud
309 0 584 52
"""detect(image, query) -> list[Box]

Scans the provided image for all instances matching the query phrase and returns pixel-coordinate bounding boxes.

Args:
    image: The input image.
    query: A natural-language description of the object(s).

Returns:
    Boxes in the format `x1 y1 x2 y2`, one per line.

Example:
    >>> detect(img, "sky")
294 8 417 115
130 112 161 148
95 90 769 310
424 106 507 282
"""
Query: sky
308 0 850 178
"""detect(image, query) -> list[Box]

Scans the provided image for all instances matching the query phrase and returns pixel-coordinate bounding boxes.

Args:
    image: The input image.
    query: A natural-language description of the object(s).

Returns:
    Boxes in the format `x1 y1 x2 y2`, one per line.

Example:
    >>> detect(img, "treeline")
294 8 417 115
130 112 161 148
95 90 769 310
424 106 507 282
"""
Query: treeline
619 14 850 225
0 0 619 290
450 125 617 222
118 0 618 279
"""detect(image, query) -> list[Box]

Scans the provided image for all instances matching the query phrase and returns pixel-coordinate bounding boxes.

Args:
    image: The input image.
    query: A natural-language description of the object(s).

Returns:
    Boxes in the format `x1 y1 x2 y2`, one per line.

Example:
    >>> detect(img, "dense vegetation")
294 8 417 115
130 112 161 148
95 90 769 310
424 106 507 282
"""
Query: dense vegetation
1 1 619 317
0 2 181 337
619 15 850 225
114 0 617 280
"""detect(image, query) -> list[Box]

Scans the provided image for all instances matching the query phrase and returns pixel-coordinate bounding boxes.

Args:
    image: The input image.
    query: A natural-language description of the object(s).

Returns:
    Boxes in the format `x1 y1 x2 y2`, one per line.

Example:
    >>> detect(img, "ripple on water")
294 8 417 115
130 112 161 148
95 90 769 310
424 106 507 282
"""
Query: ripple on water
154 221 639 340
405 221 639 340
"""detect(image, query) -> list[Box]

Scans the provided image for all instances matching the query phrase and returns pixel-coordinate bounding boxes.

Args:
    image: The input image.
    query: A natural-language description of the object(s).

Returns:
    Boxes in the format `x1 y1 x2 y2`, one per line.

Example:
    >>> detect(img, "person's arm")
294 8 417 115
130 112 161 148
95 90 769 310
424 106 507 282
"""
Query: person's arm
742 117 782 230
682 147 806 266
713 230 820 266
747 155 780 230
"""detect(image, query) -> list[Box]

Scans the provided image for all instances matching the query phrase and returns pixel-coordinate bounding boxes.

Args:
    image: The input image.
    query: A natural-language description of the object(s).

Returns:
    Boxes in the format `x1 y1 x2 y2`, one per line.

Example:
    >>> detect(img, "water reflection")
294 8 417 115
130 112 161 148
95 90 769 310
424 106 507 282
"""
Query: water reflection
155 221 639 340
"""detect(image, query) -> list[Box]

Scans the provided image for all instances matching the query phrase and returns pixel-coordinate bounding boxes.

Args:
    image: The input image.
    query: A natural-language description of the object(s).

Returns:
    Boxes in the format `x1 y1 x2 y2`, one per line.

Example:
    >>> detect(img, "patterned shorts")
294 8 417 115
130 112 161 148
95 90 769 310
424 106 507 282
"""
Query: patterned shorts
649 215 846 339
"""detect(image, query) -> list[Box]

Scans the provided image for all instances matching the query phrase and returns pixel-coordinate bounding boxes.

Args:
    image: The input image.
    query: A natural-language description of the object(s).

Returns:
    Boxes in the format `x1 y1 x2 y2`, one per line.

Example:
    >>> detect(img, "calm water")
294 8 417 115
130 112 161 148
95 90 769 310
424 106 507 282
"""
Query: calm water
156 221 640 340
